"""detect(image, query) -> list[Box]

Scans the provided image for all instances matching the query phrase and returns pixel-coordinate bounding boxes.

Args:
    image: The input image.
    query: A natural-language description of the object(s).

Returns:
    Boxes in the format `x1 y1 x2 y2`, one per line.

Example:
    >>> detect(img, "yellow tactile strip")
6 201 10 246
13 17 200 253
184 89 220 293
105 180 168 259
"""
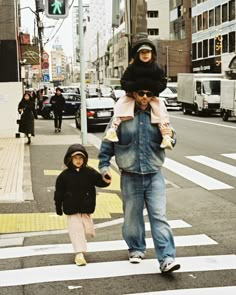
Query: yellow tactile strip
0 193 123 234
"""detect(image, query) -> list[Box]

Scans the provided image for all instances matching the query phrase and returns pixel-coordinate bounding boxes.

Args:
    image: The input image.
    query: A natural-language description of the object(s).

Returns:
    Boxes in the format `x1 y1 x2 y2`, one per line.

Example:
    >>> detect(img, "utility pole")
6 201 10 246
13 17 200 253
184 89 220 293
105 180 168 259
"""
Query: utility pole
78 0 87 144
35 0 44 56
166 46 169 82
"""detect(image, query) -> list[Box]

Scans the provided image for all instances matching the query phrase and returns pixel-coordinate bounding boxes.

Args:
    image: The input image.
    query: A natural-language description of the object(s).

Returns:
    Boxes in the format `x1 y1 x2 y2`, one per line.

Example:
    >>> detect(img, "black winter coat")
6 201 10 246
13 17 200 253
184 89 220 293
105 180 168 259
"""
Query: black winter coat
54 166 109 215
50 94 65 111
120 61 167 96
18 99 38 135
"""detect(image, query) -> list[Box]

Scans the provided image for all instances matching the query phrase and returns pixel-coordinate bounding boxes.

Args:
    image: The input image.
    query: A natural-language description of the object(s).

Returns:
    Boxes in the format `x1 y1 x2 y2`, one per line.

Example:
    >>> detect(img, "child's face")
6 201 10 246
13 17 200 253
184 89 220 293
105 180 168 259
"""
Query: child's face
139 50 152 63
72 155 84 168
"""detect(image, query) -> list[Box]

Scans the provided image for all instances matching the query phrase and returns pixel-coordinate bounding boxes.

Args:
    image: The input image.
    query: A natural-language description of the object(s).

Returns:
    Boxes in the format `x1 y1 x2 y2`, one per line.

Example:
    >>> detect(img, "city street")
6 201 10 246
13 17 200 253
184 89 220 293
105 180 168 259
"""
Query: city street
0 113 236 294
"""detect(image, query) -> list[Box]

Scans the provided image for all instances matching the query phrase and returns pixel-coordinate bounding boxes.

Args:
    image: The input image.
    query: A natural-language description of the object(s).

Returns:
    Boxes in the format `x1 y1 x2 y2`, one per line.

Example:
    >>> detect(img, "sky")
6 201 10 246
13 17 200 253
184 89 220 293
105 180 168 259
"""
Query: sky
20 0 88 57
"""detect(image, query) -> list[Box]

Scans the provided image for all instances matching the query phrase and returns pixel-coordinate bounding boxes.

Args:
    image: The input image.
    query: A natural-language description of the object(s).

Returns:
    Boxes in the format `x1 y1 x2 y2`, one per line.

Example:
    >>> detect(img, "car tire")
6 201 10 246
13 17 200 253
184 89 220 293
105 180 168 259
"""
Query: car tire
222 111 229 121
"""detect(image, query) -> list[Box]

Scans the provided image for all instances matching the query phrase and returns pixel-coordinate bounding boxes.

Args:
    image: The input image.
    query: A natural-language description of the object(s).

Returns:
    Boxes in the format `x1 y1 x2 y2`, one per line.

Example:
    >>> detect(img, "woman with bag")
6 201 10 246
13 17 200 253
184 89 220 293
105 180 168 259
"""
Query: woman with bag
18 92 38 144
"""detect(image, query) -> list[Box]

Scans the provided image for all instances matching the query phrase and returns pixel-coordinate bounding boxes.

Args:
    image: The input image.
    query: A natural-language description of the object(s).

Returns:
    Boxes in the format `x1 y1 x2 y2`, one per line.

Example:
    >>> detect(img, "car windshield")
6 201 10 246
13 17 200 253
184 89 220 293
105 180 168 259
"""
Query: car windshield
62 87 80 94
64 94 80 101
202 81 221 95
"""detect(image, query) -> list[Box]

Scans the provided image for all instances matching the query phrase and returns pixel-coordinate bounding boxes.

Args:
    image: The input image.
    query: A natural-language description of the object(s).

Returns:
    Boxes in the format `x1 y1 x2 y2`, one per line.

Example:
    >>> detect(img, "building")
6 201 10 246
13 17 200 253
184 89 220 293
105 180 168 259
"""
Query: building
191 0 236 77
50 45 66 84
0 0 20 82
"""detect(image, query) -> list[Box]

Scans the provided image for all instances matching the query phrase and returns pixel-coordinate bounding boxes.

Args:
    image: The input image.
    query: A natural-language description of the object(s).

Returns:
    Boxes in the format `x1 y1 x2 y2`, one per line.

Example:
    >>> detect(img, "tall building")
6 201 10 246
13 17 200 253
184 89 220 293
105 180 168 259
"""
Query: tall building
0 0 20 82
50 45 66 83
191 0 236 76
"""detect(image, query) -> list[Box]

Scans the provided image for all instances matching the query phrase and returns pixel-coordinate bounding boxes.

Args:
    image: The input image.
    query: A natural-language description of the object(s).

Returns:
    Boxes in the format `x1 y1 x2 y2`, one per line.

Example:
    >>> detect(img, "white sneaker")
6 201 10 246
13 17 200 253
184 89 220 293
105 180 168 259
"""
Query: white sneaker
160 135 173 150
129 254 142 264
160 260 181 273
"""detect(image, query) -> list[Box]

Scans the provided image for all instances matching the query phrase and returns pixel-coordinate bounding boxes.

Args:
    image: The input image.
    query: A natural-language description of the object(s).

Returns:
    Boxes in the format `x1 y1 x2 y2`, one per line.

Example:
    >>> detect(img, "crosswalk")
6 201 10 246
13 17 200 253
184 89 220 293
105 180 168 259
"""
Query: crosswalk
0 219 235 293
164 152 236 191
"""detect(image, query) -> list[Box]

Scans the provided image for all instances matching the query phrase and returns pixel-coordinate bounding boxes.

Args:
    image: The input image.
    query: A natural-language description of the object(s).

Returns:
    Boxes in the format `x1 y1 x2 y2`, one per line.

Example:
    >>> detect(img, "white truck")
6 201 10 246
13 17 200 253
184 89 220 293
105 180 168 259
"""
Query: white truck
177 73 224 115
220 79 236 121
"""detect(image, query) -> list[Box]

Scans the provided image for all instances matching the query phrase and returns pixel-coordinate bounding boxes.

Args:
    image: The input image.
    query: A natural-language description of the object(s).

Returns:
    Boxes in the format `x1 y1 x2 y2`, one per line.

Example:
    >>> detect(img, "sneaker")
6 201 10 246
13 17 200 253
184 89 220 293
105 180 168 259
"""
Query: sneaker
160 260 180 273
160 135 173 150
58 128 61 132
129 254 142 264
103 128 119 142
55 128 58 133
75 253 87 266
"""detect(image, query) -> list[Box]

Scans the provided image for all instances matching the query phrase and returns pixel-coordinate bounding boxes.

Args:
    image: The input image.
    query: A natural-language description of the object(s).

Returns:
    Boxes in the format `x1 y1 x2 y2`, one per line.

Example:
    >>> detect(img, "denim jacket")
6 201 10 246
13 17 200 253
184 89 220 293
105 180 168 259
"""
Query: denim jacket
98 105 176 175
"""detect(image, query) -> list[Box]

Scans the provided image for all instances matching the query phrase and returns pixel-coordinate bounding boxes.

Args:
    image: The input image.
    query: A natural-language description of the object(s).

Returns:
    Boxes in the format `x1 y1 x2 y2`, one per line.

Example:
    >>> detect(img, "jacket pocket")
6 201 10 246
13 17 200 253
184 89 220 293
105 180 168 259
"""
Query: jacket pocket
114 142 136 170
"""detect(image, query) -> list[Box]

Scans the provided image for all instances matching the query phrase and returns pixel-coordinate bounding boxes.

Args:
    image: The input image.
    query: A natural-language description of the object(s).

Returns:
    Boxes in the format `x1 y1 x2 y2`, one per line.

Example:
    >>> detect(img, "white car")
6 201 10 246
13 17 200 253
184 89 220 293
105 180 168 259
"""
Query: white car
159 83 182 110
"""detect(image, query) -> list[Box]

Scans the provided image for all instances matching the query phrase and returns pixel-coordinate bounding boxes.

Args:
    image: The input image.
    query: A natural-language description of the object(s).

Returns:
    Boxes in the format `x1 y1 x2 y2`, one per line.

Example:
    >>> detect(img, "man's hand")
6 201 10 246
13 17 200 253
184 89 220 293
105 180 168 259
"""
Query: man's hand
160 126 173 138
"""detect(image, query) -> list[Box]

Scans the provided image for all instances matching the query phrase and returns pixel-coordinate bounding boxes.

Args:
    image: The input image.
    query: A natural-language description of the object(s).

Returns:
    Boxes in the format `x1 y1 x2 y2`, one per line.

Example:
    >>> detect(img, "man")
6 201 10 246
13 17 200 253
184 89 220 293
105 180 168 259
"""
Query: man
98 86 181 273
50 87 65 133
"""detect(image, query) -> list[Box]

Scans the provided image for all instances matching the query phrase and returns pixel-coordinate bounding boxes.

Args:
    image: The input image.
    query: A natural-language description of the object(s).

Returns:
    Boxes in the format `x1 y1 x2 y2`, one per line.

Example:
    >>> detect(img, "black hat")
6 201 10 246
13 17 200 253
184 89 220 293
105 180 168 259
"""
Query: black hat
131 38 157 58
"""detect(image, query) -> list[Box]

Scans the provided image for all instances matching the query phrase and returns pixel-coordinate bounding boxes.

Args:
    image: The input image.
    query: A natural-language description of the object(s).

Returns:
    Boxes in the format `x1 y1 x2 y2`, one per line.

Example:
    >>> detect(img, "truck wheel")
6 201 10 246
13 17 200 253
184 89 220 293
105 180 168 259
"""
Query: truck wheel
182 104 187 115
194 104 200 116
222 111 229 121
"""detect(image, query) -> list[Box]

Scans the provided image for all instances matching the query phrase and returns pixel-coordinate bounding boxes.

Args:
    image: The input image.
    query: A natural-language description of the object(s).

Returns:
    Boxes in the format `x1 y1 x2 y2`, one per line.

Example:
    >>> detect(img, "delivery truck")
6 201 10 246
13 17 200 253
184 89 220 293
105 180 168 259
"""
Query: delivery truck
220 79 236 121
177 73 224 115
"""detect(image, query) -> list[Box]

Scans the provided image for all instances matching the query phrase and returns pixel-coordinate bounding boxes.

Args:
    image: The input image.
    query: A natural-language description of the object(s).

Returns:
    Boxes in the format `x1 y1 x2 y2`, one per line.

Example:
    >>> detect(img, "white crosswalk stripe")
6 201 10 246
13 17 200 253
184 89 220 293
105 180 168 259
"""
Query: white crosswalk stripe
0 255 236 287
221 153 236 160
186 155 236 177
125 286 236 295
164 158 233 190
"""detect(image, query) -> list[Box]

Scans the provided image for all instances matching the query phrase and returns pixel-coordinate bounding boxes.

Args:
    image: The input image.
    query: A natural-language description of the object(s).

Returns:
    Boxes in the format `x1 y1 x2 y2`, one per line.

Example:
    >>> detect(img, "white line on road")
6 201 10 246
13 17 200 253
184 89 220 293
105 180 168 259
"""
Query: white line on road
0 234 216 259
145 220 191 231
186 156 236 177
125 286 236 295
0 255 235 287
170 115 236 130
164 158 233 190
222 153 236 160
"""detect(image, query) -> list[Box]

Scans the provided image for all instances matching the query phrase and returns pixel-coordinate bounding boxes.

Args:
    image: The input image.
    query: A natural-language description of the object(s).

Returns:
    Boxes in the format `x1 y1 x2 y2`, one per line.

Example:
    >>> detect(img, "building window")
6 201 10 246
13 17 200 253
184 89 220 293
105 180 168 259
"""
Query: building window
197 14 203 31
209 9 214 27
203 11 208 30
215 5 221 26
222 3 228 22
229 31 236 52
203 39 208 57
192 17 197 33
229 0 236 21
209 38 214 56
215 35 222 55
198 42 202 58
192 43 197 60
147 11 159 18
147 29 159 36
192 0 196 7
222 34 228 53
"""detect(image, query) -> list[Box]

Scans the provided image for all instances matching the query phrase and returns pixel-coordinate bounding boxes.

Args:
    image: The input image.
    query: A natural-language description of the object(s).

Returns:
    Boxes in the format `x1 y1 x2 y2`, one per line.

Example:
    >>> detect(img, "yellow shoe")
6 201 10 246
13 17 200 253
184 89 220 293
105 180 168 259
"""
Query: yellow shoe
103 128 119 142
75 253 87 266
160 135 173 150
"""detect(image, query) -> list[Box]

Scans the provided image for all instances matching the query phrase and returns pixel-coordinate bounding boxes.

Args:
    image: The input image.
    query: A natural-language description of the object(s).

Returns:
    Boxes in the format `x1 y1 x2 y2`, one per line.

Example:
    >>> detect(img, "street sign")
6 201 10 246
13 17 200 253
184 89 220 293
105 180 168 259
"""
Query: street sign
43 74 50 82
45 0 69 19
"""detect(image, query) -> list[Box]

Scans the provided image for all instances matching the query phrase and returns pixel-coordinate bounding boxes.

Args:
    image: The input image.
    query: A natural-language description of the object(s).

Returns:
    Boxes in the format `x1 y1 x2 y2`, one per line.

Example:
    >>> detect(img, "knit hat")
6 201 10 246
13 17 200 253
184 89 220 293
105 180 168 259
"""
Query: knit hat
64 144 88 168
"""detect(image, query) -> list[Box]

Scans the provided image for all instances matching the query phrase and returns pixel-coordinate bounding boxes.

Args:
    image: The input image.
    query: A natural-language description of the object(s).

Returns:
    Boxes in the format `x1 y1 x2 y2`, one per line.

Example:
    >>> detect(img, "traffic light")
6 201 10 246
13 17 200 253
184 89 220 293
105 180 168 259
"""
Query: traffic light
45 0 69 19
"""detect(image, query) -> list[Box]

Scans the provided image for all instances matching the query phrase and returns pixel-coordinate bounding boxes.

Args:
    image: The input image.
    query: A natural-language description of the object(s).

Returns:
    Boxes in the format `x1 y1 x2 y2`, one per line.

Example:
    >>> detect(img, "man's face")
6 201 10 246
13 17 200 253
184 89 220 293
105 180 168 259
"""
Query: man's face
133 90 154 109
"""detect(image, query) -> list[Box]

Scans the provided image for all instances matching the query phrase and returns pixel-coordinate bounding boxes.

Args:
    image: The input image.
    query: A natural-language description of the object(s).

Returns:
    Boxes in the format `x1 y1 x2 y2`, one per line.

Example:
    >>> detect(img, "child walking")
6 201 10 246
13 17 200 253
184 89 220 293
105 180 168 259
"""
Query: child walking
54 144 111 266
104 38 173 149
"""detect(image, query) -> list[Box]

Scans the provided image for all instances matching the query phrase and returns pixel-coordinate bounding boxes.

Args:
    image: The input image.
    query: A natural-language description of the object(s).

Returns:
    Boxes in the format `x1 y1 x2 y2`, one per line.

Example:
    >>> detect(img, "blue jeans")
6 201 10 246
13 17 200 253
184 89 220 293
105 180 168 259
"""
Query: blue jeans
121 170 176 265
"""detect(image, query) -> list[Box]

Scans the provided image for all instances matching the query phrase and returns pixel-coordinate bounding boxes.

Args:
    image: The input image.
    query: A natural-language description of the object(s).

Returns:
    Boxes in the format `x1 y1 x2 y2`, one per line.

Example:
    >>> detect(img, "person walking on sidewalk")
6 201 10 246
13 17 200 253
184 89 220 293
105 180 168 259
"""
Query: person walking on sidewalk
50 87 65 133
98 85 181 273
54 144 111 266
18 92 38 145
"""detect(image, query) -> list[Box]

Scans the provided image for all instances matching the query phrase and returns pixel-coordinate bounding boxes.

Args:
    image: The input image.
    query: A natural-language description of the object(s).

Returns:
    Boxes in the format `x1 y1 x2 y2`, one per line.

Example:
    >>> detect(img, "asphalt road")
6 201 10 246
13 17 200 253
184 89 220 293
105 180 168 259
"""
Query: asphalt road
0 113 236 295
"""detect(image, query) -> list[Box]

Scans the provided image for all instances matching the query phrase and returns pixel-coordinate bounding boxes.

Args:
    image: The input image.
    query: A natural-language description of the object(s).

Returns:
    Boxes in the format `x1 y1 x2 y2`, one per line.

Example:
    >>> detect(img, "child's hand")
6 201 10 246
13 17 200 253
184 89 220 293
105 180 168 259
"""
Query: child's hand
160 126 173 138
103 173 112 184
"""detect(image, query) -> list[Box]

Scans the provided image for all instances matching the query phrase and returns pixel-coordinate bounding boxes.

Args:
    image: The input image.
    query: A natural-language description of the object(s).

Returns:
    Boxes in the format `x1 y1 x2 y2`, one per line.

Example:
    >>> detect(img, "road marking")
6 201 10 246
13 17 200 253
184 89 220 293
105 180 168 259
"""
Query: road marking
222 153 236 160
170 115 236 130
145 220 191 230
0 255 235 287
164 158 233 190
187 155 236 177
125 286 236 295
0 234 217 259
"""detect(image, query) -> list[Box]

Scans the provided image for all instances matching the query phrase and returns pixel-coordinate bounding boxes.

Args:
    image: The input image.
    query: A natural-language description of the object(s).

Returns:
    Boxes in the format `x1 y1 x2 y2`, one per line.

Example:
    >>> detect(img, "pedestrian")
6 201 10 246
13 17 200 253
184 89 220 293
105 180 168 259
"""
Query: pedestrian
18 92 38 145
54 144 111 266
50 87 65 133
98 84 181 273
103 38 173 149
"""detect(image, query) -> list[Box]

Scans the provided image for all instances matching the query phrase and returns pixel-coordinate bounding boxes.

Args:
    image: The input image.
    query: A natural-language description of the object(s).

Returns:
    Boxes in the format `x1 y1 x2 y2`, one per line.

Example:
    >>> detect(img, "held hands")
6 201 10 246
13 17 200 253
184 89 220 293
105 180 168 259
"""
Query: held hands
160 125 173 138
102 172 112 184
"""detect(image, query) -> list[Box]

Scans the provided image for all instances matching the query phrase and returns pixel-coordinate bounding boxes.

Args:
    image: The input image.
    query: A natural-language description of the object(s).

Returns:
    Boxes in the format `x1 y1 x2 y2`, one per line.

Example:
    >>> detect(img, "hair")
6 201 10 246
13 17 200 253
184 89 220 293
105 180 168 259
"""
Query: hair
133 50 157 64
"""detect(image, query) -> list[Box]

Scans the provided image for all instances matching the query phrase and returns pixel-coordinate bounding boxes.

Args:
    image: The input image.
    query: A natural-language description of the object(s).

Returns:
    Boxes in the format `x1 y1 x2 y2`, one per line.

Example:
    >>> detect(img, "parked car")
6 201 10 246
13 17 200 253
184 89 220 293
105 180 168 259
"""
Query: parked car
111 89 126 101
60 85 80 95
75 96 114 131
37 93 81 119
159 83 182 111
